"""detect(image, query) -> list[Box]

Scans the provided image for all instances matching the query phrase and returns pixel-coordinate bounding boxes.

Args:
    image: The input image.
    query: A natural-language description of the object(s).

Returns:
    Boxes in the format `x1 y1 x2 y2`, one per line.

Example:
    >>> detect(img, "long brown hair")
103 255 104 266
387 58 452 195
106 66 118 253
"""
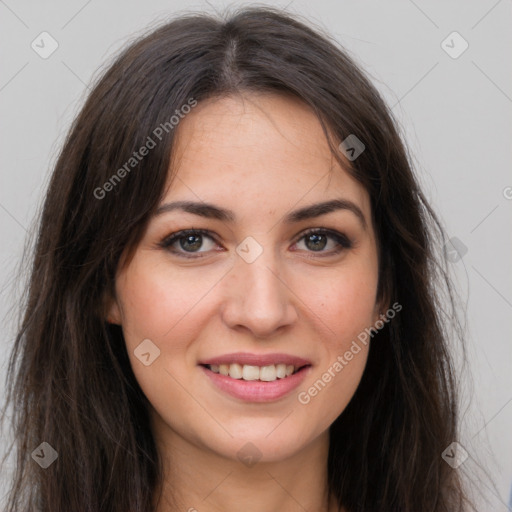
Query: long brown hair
1 6 473 511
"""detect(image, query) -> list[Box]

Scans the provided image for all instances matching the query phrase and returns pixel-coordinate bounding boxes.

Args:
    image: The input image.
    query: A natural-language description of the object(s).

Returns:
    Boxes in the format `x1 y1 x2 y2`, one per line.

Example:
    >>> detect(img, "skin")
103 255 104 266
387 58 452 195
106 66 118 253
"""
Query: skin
108 92 383 512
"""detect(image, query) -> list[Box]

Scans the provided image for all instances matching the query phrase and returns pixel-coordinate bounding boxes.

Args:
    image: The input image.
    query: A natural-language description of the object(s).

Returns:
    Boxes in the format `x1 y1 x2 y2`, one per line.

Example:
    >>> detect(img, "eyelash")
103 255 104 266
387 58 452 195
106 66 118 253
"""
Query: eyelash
159 228 353 259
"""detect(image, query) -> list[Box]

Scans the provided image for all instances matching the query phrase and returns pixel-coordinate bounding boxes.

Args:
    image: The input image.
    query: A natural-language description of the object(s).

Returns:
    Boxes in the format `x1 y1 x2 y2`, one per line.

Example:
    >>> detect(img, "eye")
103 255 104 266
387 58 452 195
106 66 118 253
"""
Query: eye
293 228 352 256
159 229 220 258
159 227 353 259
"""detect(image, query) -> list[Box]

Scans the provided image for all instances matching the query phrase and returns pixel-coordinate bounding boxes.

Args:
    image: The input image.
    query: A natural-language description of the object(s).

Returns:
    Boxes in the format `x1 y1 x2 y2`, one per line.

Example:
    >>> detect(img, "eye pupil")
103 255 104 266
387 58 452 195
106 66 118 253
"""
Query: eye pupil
180 234 202 251
306 233 327 251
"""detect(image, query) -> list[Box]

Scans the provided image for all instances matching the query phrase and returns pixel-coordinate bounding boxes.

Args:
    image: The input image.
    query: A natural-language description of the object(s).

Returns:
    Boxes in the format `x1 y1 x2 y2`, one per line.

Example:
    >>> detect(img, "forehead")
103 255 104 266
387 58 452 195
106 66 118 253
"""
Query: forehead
164 92 370 219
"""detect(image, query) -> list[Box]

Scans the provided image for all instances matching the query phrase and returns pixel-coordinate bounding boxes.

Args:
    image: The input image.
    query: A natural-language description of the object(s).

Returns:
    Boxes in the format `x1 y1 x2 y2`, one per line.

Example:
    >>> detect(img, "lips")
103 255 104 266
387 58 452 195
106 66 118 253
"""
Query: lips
199 352 311 367
198 352 312 402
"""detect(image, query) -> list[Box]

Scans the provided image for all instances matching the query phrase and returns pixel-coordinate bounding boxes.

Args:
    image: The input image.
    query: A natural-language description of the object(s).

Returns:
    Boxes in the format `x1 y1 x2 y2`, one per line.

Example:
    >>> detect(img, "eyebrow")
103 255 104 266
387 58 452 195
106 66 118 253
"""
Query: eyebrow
154 198 367 230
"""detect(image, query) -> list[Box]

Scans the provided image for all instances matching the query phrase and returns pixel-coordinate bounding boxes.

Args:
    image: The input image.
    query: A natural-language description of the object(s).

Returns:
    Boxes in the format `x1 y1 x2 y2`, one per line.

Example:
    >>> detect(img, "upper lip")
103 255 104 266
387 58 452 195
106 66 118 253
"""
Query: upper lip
199 352 311 367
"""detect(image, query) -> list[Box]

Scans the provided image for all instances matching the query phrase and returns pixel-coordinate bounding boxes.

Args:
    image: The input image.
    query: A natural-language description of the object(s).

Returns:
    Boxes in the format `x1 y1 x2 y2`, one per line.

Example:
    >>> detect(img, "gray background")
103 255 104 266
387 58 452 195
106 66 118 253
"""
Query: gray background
1 0 511 509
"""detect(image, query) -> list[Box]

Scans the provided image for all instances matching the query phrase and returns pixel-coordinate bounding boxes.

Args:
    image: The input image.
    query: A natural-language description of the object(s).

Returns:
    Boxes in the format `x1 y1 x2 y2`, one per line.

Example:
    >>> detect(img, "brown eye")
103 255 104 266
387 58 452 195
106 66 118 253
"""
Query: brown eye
160 229 219 258
294 229 352 255
178 233 204 252
304 232 328 251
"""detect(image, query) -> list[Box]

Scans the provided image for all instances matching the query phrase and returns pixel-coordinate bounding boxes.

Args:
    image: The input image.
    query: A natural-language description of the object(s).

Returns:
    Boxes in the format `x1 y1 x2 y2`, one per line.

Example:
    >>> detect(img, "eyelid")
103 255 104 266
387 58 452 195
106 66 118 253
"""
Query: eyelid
159 228 218 254
159 227 353 258
293 227 352 249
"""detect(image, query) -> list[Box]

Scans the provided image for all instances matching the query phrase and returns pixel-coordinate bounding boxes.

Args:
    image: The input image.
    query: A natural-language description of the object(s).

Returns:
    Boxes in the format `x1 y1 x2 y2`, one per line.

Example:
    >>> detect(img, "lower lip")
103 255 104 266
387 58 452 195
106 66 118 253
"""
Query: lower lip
200 365 311 403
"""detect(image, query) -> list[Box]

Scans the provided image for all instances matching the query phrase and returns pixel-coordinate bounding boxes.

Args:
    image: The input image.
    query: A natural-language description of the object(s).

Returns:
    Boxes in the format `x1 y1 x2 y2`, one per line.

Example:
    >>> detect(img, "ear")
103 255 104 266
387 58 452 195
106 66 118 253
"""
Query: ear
107 301 122 325
103 288 123 325
372 294 390 325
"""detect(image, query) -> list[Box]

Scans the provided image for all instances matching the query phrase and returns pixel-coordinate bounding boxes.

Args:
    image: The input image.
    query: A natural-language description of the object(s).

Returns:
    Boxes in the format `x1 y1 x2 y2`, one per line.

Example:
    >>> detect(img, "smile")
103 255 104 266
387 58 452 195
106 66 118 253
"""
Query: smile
203 363 303 381
198 353 312 402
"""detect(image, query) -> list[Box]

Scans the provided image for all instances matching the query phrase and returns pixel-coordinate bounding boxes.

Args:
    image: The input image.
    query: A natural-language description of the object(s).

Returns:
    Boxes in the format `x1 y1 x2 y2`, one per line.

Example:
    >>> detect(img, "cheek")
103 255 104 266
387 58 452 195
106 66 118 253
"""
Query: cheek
295 276 374 428
304 263 379 345
292 261 377 418
296 346 369 439
117 259 226 346
116 260 213 417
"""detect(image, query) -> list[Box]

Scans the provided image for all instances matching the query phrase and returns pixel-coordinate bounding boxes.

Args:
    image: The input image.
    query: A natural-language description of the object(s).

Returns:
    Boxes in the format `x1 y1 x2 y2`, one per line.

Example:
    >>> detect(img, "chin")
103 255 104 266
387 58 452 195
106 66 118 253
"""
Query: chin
205 422 320 464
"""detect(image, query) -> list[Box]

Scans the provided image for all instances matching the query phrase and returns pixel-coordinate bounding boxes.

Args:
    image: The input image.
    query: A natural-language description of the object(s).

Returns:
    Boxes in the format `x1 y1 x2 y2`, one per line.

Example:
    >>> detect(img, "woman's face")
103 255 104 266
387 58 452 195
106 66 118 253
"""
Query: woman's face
109 92 381 463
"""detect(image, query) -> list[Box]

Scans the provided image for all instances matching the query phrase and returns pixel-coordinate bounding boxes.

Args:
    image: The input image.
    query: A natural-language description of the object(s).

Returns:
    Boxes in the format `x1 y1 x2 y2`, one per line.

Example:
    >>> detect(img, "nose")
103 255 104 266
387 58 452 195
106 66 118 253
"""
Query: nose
220 248 298 338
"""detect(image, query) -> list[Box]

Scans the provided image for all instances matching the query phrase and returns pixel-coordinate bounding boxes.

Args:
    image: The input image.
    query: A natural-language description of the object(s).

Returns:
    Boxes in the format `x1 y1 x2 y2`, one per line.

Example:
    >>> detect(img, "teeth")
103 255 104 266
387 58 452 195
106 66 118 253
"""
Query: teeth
260 365 277 382
229 363 243 379
275 363 287 379
207 363 302 381
242 365 260 381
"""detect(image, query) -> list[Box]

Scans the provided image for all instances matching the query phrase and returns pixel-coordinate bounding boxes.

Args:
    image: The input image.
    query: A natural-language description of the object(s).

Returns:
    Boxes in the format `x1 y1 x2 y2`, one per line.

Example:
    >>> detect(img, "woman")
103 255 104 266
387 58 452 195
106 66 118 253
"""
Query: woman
1 6 473 511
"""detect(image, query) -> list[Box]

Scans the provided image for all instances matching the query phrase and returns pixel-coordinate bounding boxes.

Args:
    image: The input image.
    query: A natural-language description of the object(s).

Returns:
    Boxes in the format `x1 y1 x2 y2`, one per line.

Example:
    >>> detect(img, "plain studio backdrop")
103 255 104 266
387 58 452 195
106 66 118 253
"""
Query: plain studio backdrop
0 0 511 510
